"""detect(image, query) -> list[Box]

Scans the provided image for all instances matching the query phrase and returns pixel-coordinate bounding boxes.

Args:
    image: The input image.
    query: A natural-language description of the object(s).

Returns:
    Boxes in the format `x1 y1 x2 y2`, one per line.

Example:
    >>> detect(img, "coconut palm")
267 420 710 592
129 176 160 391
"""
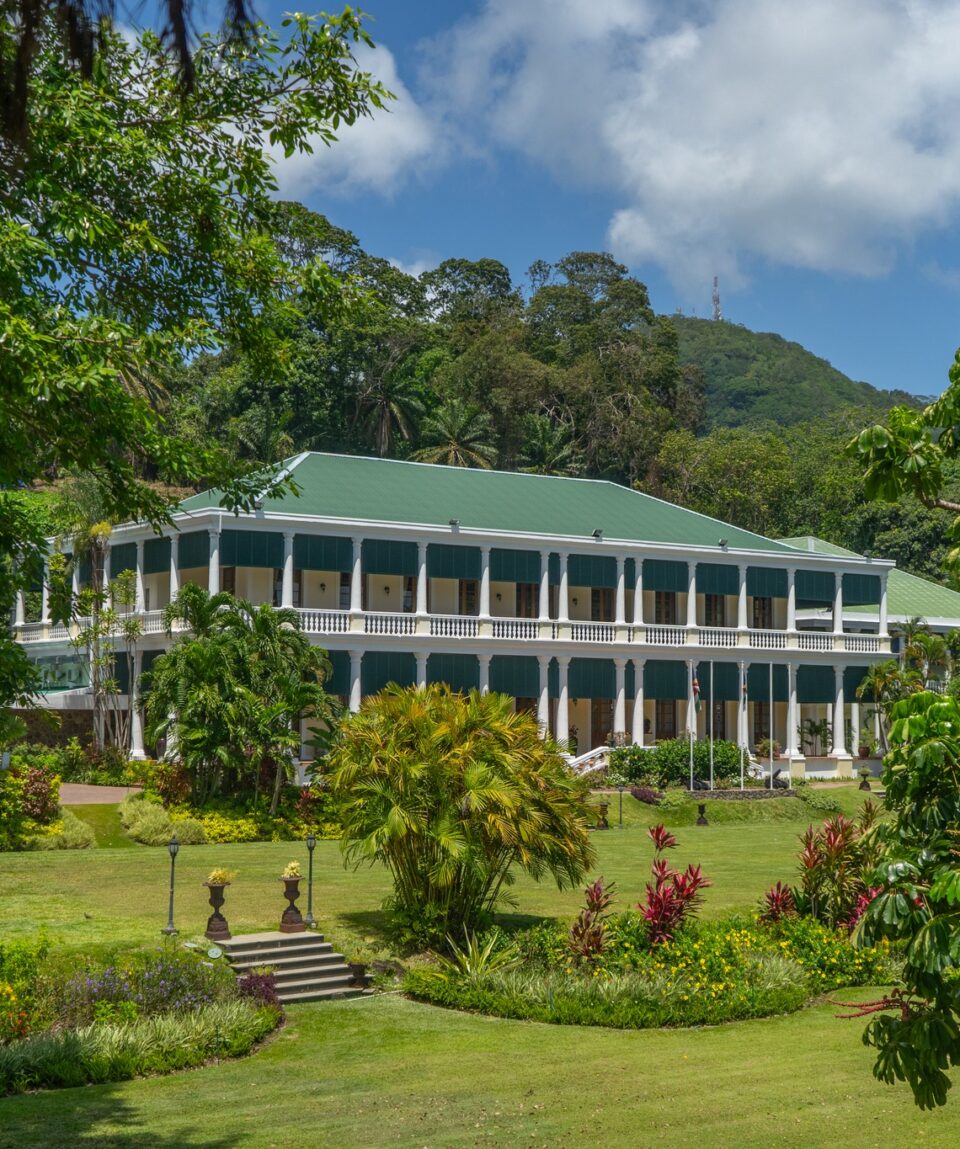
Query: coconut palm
163 581 237 637
412 400 498 469
894 616 928 668
329 684 596 946
519 414 581 476
357 371 424 458
855 659 922 753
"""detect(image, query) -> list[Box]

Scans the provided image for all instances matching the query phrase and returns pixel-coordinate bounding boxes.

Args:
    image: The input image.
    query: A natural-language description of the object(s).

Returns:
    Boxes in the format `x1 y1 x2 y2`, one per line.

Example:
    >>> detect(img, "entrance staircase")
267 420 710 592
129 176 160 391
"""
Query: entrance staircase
220 931 368 1004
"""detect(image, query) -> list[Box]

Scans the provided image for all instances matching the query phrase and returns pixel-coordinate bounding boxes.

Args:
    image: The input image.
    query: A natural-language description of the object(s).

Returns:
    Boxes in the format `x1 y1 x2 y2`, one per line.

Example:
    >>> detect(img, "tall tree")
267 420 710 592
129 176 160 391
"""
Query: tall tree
412 400 498 469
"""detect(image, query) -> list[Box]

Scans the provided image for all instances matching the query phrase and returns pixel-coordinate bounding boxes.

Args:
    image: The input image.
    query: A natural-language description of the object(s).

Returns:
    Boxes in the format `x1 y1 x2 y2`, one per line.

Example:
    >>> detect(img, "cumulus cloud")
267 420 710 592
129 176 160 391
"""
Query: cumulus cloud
272 43 436 199
420 0 960 289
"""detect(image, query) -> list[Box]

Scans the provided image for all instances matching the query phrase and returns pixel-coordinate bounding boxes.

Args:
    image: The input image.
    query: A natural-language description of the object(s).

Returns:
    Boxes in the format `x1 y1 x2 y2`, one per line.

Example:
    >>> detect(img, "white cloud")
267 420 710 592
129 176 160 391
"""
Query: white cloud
420 0 960 289
388 255 438 279
272 44 436 199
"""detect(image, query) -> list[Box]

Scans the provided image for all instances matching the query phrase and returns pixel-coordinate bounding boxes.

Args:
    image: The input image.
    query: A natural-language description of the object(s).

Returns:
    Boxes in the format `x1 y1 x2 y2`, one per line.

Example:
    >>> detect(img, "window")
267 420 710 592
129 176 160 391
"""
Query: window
704 593 726 627
517 582 538 618
272 568 302 608
753 596 773 629
654 591 677 624
459 579 478 616
753 701 771 748
339 571 350 610
655 699 677 739
403 576 416 613
221 566 236 595
591 587 613 622
144 586 151 613
515 697 536 715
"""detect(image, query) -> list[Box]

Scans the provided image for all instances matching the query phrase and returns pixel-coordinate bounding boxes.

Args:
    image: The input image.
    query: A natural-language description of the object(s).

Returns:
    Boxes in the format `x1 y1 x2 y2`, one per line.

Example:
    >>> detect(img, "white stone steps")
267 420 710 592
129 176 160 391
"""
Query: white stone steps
221 930 367 1004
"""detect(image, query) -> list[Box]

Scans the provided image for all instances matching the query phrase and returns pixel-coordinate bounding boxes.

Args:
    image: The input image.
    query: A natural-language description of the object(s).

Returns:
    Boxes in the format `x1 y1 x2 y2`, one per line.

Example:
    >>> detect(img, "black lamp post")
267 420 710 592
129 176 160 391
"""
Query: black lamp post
305 832 317 929
617 784 625 828
161 835 180 936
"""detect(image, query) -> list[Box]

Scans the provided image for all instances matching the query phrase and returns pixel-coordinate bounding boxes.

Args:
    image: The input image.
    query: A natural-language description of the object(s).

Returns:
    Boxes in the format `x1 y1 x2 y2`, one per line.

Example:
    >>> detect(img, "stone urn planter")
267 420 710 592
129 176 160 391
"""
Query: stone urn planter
596 802 610 830
279 876 306 934
203 882 231 941
348 962 368 988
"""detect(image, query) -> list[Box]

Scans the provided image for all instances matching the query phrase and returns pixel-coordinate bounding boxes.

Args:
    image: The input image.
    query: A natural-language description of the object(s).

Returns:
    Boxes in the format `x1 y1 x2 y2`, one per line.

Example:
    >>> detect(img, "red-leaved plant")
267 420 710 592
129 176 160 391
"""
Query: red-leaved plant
568 877 616 964
639 823 711 944
759 880 797 923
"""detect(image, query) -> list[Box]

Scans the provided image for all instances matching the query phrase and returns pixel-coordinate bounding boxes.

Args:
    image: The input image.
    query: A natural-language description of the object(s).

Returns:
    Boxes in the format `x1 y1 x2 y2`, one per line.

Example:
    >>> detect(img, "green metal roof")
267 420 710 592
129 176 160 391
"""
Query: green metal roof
178 453 795 553
782 536 960 623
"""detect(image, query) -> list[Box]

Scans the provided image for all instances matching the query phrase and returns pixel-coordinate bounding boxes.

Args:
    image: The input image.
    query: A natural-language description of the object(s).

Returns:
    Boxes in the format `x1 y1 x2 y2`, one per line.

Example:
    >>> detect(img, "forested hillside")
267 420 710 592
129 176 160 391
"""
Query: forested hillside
673 317 920 430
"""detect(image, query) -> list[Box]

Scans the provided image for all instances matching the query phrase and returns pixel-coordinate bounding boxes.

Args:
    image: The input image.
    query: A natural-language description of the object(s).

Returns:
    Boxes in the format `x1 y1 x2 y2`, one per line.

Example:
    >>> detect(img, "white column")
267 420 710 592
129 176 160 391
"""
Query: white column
478 653 491 695
538 551 551 621
130 650 145 759
631 658 645 745
416 542 429 616
833 573 844 635
135 539 145 612
687 562 698 628
207 527 221 595
686 658 697 736
13 564 25 626
633 558 644 624
851 699 861 753
738 661 749 749
785 661 800 757
829 666 847 756
537 655 550 734
879 573 889 637
71 558 81 603
786 567 796 632
281 531 295 608
40 557 50 624
169 535 180 603
613 657 626 739
738 564 748 630
557 552 569 623
479 545 491 619
350 536 363 614
415 652 428 689
349 650 363 713
615 557 626 625
556 656 570 746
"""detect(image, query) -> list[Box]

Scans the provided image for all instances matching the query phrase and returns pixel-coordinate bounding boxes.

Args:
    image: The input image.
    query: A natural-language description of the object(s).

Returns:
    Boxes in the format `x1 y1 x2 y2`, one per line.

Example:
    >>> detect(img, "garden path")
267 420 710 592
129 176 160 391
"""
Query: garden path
59 783 142 804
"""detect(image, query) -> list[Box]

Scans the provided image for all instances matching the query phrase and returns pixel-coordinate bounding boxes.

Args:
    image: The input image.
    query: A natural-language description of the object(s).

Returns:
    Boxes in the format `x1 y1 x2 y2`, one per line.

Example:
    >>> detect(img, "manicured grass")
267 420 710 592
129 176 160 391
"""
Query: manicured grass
2 992 959 1148
64 805 139 850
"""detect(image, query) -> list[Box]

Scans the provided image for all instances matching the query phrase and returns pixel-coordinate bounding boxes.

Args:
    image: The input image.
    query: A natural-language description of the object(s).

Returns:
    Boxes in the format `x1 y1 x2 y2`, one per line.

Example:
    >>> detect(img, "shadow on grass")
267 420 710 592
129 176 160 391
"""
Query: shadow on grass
0 1083 238 1149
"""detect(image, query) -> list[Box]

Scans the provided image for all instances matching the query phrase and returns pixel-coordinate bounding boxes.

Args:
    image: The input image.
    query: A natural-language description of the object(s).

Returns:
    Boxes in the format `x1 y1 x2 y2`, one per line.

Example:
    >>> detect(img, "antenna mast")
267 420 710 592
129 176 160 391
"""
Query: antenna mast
712 276 722 321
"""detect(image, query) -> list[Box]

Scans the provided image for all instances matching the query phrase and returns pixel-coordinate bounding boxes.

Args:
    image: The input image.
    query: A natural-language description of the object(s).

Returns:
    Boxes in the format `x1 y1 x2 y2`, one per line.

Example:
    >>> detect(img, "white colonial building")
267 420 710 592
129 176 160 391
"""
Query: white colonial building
12 453 898 776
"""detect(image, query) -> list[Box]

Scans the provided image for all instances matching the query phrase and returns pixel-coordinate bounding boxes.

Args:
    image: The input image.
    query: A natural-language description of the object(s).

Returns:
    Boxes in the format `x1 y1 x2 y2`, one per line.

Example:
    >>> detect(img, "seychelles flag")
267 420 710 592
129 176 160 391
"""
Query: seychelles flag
692 670 701 712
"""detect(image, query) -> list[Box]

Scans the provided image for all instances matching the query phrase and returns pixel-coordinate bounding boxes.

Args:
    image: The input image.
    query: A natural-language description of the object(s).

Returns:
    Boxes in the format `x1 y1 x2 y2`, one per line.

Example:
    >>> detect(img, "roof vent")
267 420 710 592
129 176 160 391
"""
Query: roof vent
592 528 603 540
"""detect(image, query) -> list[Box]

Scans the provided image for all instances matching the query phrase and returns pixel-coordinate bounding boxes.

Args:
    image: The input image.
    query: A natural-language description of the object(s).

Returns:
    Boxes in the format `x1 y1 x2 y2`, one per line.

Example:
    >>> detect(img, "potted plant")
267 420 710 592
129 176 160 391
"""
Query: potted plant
203 868 235 941
858 765 872 792
756 738 782 760
347 945 376 987
279 860 305 933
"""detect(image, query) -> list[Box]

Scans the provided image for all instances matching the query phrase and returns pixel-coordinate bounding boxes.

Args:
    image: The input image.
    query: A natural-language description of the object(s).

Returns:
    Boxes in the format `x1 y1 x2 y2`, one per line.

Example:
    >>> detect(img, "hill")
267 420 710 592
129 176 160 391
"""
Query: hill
671 317 920 430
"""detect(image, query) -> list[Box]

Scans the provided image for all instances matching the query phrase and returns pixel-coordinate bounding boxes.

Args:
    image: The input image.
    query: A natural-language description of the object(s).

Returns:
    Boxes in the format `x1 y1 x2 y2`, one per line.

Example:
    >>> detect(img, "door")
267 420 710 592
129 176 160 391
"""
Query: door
591 699 614 747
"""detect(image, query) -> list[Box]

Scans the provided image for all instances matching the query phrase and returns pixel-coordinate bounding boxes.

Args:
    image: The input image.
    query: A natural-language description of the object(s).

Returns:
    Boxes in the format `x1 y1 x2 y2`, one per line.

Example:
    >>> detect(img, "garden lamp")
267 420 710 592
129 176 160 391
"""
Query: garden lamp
305 832 317 929
161 835 180 936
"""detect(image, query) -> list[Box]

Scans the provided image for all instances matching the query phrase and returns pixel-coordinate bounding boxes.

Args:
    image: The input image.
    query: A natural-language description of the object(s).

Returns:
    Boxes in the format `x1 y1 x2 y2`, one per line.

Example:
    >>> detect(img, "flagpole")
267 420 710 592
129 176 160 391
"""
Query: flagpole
740 660 747 791
768 660 774 791
709 660 714 790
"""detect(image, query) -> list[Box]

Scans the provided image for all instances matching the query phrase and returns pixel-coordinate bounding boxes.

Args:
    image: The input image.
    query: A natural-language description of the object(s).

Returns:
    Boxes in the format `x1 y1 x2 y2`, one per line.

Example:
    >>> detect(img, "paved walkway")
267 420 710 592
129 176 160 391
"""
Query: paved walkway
59 783 143 805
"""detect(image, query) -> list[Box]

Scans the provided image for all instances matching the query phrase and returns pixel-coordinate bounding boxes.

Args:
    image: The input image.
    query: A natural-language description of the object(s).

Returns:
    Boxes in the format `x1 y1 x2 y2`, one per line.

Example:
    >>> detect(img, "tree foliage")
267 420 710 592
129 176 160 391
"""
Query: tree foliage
328 684 596 947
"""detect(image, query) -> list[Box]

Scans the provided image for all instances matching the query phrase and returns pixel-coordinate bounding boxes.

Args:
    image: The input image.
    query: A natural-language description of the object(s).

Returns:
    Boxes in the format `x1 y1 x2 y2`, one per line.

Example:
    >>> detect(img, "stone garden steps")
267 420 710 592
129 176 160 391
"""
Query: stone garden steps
221 931 368 1004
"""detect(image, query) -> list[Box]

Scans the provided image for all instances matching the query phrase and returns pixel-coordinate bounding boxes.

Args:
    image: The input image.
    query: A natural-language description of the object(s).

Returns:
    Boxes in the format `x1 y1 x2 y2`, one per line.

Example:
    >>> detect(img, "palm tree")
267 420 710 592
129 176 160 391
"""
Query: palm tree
855 659 922 753
911 632 949 689
412 400 498 469
519 414 581 476
329 684 596 945
163 581 237 637
357 372 424 458
894 615 927 668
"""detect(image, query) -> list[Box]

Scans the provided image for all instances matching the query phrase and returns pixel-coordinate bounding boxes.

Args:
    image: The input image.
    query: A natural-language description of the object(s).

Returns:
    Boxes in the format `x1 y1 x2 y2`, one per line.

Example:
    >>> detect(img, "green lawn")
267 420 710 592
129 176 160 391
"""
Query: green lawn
2 993 959 1148
2 783 951 1146
65 804 140 850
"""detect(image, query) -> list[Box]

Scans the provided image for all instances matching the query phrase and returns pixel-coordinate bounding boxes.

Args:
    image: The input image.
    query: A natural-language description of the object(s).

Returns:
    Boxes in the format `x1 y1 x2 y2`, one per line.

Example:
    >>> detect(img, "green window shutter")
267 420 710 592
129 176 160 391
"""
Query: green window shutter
643 660 688 700
427 653 479 693
625 661 635 696
490 549 541 583
568 555 617 589
747 663 787 702
747 567 788 598
143 537 171 575
111 653 130 695
843 573 881 606
696 563 739 596
795 569 835 606
549 553 560 587
625 557 636 586
844 665 871 697
362 539 417 577
490 655 540 698
428 544 480 580
221 530 283 569
325 650 350 696
644 560 688 593
697 660 740 702
109 543 136 578
295 535 352 572
549 658 559 699
361 651 416 696
569 658 616 700
177 530 208 570
797 665 835 704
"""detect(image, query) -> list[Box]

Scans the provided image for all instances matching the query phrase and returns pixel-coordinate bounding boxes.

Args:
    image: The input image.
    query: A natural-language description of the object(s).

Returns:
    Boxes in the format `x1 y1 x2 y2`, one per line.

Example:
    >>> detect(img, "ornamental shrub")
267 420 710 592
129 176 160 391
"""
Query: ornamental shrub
19 766 59 823
32 808 96 850
610 739 746 788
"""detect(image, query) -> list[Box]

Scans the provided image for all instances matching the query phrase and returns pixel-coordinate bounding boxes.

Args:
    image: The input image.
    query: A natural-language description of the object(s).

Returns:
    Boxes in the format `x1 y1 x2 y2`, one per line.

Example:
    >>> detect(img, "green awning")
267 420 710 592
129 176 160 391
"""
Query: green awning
143 537 171 575
428 544 480 580
221 530 283 570
644 659 688 700
490 549 540 583
325 650 351 696
697 660 740 701
569 658 616 700
363 538 417 577
796 569 835 606
696 563 739 596
361 651 416 696
747 567 787 598
747 663 787 702
428 653 479 693
843 573 881 606
490 655 540 698
110 543 136 578
295 534 352 572
798 664 834 704
645 559 688 593
569 554 617 589
177 530 208 570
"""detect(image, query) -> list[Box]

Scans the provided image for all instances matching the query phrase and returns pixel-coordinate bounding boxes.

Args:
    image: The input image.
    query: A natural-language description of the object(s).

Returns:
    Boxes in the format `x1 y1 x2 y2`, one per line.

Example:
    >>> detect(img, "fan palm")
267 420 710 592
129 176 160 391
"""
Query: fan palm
412 400 498 469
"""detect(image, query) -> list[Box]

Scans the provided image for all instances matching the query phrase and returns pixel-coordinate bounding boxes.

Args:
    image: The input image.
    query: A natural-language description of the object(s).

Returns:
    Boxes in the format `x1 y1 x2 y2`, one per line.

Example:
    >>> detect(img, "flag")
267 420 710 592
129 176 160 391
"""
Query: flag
741 677 748 711
692 670 701 712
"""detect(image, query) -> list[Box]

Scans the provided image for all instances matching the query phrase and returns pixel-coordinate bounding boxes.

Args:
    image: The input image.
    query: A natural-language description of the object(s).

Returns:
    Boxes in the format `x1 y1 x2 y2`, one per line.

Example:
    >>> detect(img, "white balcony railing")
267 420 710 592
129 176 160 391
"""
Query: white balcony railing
645 625 687 646
299 609 350 634
699 627 738 647
492 618 539 640
844 634 882 654
430 616 479 638
364 611 416 636
571 622 616 643
797 632 833 652
748 630 787 650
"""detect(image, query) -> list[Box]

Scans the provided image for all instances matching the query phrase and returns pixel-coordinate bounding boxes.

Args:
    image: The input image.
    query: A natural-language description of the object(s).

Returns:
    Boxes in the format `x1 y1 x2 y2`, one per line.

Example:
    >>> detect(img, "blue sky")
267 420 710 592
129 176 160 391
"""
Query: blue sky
251 1 960 397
